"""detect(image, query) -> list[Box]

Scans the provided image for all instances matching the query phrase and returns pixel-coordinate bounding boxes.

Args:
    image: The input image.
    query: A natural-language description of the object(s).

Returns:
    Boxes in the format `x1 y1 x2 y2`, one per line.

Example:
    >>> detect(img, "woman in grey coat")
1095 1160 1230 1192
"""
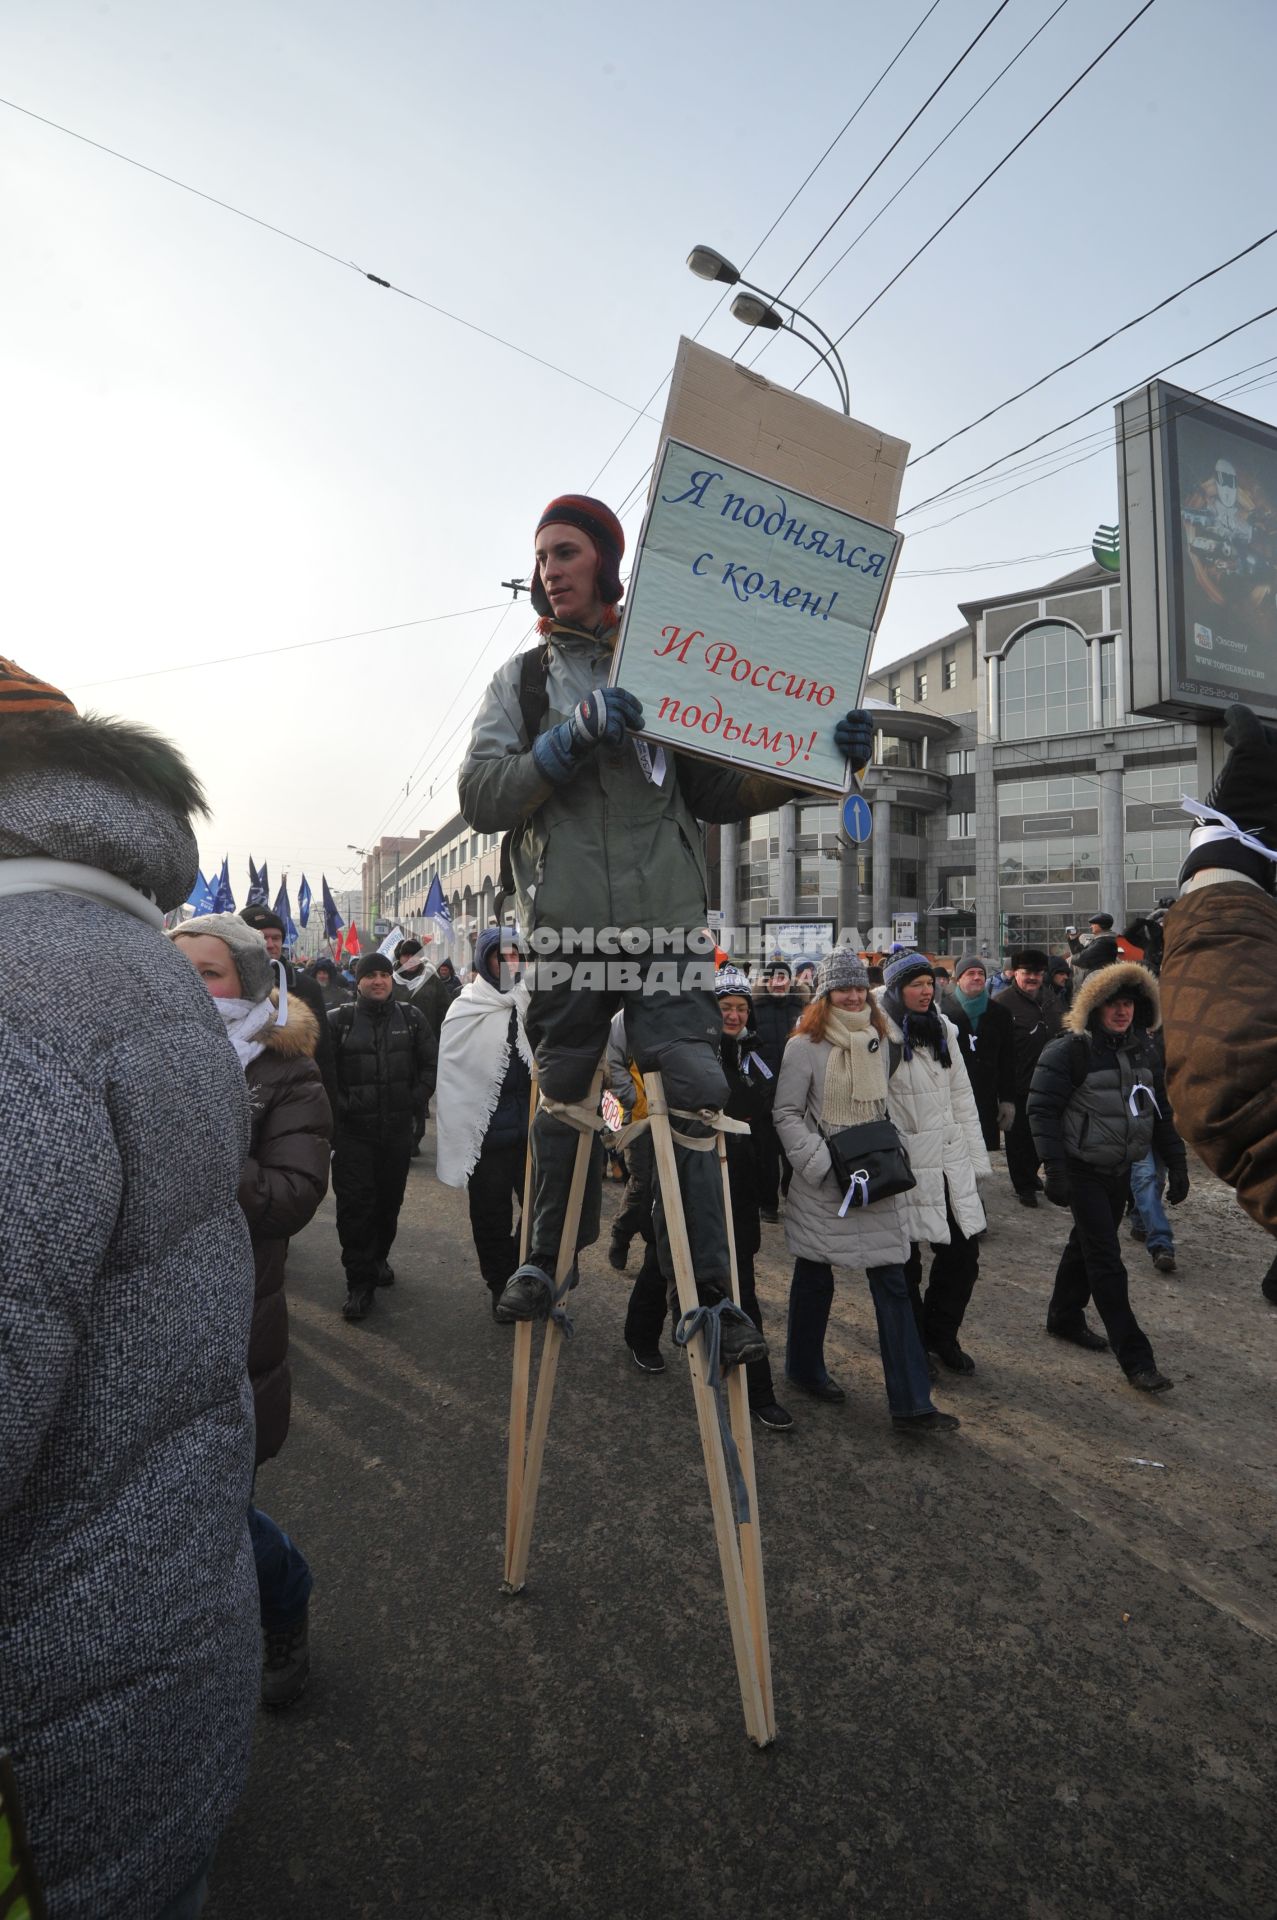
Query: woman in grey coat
772 948 959 1433
0 661 258 1920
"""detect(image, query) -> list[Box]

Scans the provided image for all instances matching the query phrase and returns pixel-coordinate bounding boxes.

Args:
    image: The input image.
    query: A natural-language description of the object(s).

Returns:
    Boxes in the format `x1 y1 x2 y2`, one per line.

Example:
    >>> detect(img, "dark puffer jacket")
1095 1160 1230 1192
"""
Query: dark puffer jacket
1028 963 1186 1179
329 996 437 1132
240 994 332 1465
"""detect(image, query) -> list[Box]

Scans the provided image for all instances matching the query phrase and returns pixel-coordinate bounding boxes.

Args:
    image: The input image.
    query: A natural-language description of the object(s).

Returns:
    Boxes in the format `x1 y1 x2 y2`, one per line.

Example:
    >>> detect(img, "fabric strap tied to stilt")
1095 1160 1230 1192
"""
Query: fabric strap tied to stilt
511 1263 577 1339
673 1302 754 1526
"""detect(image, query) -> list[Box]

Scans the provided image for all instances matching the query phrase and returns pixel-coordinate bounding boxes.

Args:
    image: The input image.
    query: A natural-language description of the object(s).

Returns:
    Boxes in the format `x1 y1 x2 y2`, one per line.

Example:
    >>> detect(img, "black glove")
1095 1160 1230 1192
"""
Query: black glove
1203 704 1277 847
1166 1166 1190 1206
1043 1164 1071 1208
834 709 874 774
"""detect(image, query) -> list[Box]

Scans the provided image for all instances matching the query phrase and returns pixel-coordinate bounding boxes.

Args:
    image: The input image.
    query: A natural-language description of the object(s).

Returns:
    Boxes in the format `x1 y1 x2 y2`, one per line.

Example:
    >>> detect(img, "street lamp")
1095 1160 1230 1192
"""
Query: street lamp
686 245 850 415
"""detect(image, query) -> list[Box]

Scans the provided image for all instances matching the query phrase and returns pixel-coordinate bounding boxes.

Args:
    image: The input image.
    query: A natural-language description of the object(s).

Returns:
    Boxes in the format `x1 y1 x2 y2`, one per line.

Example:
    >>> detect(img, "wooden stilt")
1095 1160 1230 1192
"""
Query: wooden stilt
502 1067 601 1595
717 1128 776 1739
645 1071 774 1747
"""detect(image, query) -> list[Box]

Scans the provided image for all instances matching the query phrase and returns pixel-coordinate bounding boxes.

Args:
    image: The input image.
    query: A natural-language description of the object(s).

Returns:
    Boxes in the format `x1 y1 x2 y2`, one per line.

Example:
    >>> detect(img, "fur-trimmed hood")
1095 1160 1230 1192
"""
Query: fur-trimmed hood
259 989 320 1060
0 710 205 910
1064 961 1160 1035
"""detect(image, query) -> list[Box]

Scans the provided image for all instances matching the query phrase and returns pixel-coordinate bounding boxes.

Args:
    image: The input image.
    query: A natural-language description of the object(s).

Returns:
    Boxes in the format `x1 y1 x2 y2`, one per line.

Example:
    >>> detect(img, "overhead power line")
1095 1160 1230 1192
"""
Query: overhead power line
748 0 1073 374
67 604 508 690
586 0 950 496
900 298 1277 521
759 0 1017 318
908 223 1277 469
0 96 660 420
795 0 1159 382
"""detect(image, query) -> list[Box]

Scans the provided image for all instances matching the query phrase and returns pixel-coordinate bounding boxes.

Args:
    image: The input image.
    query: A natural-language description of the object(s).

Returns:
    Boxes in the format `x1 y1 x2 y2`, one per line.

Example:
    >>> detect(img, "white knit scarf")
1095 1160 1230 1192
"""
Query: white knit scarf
821 1006 889 1128
434 976 533 1188
214 995 275 1069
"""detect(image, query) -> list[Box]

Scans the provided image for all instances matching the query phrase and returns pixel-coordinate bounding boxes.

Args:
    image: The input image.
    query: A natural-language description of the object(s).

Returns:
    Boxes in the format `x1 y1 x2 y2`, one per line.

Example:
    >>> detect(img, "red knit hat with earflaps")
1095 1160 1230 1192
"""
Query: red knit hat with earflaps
0 657 77 718
531 495 625 620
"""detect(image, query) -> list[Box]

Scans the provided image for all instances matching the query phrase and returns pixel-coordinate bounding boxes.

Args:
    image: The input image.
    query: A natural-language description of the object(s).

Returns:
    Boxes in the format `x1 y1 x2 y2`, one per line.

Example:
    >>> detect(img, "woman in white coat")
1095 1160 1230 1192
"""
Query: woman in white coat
773 948 960 1434
878 951 991 1377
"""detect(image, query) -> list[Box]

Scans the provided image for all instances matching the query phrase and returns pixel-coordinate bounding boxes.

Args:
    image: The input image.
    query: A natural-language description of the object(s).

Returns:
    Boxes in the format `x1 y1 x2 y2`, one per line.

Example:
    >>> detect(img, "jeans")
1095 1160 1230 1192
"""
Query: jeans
904 1197 981 1344
1129 1150 1173 1254
786 1258 935 1417
1047 1164 1156 1376
249 1506 313 1631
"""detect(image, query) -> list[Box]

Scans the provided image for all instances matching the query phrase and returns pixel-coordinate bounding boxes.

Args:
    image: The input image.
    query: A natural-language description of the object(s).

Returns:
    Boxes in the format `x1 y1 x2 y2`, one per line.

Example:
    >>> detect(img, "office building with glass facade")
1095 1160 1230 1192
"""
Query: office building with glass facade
721 559 1211 960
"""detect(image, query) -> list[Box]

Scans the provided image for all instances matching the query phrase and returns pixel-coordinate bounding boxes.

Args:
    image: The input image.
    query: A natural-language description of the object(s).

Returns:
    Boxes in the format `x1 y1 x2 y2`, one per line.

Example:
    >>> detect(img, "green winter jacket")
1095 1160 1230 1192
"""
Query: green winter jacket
458 624 799 939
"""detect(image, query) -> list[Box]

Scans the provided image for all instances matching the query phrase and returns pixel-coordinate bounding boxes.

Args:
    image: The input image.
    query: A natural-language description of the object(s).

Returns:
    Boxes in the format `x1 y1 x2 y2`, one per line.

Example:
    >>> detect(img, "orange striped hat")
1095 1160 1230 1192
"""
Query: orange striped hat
0 657 77 718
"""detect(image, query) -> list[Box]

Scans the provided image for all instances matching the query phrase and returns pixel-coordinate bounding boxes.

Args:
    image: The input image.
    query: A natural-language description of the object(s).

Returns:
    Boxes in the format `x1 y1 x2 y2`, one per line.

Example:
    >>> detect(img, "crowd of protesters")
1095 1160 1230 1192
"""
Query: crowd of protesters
6 506 1277 1918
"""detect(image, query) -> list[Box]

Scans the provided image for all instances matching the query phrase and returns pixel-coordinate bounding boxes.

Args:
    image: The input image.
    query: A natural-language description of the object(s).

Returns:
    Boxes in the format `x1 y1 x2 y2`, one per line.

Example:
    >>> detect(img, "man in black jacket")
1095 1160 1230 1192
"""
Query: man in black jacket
992 947 1061 1205
329 953 438 1321
1028 962 1188 1392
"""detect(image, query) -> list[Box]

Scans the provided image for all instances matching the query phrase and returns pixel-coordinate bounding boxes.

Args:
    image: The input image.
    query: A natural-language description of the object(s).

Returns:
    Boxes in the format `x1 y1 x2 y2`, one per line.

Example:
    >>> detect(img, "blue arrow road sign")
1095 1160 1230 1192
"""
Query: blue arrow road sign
842 792 873 843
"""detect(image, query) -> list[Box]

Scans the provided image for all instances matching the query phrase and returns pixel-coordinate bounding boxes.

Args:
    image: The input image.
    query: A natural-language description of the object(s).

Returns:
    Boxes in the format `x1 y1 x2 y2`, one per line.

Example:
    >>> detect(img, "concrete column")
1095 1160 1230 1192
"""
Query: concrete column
1090 635 1103 729
778 802 798 917
1096 754 1124 924
719 820 739 937
871 794 892 938
1114 635 1129 727
974 748 999 957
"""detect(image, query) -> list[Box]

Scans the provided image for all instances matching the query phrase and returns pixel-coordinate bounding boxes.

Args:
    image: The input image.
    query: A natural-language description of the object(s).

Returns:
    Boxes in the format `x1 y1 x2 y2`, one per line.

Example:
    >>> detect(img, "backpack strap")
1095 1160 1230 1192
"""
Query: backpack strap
496 646 552 918
888 1039 903 1078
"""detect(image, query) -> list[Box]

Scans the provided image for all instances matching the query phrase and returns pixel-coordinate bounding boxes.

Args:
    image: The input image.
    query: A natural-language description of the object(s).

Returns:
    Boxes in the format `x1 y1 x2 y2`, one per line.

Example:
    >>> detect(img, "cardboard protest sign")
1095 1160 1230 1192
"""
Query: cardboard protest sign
613 438 902 794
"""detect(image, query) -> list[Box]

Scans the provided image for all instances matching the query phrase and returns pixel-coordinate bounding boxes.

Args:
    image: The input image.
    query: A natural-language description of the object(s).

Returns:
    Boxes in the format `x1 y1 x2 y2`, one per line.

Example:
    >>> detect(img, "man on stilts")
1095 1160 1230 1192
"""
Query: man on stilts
458 494 873 1350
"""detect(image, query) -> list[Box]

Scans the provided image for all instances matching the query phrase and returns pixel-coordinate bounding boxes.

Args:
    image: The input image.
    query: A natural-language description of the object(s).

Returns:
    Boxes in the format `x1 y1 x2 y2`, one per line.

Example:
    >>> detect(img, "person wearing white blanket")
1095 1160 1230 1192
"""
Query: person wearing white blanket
435 928 534 1321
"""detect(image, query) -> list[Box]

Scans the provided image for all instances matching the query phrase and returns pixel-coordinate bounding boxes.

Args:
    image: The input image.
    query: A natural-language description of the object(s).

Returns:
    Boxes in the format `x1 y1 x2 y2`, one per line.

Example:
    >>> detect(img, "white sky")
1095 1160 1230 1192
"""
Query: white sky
5 0 1277 902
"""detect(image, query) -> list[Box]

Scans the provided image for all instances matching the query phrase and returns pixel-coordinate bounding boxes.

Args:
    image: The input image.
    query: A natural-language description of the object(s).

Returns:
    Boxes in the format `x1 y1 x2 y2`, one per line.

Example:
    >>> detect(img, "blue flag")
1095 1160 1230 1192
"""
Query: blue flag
246 858 270 909
273 878 299 948
184 869 209 913
297 875 312 930
423 875 452 926
212 858 236 914
321 876 345 941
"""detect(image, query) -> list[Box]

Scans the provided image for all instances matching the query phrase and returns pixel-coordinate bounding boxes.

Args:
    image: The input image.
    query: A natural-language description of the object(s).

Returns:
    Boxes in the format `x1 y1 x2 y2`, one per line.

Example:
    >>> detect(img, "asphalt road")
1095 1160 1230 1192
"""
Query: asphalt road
207 1127 1277 1920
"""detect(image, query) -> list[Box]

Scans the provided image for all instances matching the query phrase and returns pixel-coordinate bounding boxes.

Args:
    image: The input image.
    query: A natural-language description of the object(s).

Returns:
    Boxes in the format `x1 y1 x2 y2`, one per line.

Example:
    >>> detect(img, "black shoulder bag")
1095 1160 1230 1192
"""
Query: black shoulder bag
823 1038 915 1214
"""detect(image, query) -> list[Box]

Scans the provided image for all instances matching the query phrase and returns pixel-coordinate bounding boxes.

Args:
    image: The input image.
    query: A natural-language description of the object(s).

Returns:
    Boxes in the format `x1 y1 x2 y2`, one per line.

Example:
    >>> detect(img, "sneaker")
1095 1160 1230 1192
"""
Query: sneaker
759 1207 781 1224
261 1609 309 1709
342 1284 375 1322
1127 1367 1173 1393
717 1315 768 1369
1046 1319 1109 1352
752 1401 795 1434
1151 1249 1177 1274
1128 1218 1147 1244
786 1374 846 1403
1015 1190 1038 1208
607 1239 629 1272
892 1410 961 1433
496 1263 553 1322
928 1335 975 1376
628 1343 665 1374
375 1261 395 1287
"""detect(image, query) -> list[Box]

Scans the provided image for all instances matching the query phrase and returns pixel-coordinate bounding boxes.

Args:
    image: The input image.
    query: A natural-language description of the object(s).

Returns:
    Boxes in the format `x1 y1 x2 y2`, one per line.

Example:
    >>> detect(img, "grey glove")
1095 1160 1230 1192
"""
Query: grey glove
996 1100 1016 1133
